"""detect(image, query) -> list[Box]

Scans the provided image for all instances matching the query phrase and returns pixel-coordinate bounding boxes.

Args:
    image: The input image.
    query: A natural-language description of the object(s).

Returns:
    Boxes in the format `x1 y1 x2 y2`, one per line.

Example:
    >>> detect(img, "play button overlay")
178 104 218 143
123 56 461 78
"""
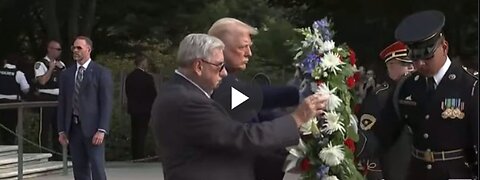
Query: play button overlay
231 87 249 110
212 76 264 123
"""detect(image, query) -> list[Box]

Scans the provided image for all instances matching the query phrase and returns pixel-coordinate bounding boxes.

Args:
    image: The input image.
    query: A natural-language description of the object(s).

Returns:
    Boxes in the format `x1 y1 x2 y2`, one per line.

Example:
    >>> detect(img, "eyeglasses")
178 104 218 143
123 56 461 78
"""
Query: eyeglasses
70 46 83 51
201 59 225 72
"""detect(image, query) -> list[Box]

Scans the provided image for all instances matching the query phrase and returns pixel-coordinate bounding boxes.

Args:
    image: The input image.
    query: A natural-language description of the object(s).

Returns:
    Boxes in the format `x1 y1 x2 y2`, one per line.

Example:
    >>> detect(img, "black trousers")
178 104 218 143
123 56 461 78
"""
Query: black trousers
254 150 287 180
0 99 19 145
130 112 150 160
37 93 61 160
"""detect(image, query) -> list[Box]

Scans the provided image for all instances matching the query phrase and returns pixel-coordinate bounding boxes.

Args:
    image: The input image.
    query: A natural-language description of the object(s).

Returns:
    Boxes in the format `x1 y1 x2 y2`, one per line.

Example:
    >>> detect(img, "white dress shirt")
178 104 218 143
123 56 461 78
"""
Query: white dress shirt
432 57 452 89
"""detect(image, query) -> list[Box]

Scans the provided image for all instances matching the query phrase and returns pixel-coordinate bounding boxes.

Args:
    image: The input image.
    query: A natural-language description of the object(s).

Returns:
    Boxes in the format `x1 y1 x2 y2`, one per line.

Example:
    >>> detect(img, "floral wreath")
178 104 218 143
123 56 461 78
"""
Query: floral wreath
284 17 363 180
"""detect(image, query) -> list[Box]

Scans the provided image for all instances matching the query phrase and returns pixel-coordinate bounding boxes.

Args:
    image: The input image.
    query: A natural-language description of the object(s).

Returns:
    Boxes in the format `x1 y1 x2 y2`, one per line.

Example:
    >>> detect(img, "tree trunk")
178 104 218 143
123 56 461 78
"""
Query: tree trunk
43 0 61 41
82 0 97 37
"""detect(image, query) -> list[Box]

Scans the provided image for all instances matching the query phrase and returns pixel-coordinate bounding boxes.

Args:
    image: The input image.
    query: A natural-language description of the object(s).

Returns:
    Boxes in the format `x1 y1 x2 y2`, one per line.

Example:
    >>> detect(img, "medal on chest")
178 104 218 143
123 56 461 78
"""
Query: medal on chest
441 98 465 119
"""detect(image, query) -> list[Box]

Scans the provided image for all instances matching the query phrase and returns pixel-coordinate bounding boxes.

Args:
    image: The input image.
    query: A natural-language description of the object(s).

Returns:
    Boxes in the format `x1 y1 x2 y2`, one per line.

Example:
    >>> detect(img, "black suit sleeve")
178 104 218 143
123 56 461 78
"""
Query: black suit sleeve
179 97 299 152
146 74 157 108
261 86 299 109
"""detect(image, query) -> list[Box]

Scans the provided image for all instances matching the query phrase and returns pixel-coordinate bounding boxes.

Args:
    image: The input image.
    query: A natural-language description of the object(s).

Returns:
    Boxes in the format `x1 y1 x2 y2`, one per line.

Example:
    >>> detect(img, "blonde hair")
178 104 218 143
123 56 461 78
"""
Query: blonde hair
208 17 258 42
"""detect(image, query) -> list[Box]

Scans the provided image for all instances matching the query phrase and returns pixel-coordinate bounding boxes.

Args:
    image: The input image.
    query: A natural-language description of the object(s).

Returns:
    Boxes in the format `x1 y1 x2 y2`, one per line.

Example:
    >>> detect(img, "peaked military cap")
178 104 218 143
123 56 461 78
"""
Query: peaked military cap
379 41 412 63
395 10 445 61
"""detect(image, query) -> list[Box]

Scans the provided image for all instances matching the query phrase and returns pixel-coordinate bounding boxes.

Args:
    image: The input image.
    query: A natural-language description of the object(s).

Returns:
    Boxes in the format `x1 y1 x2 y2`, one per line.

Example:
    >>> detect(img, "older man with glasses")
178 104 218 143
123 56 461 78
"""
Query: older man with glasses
151 33 330 180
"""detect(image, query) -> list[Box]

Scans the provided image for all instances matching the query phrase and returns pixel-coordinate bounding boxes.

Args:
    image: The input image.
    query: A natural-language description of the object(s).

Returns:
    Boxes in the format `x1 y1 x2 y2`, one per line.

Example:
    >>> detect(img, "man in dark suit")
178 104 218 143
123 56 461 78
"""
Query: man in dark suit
57 36 113 180
151 33 328 180
374 10 478 179
208 17 300 180
125 55 157 160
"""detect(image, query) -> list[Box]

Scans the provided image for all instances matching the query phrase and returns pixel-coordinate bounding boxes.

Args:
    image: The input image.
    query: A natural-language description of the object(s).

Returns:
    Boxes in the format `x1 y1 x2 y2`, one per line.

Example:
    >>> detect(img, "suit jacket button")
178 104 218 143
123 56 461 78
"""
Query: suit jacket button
423 133 429 139
425 114 430 119
404 114 408 119
426 164 432 169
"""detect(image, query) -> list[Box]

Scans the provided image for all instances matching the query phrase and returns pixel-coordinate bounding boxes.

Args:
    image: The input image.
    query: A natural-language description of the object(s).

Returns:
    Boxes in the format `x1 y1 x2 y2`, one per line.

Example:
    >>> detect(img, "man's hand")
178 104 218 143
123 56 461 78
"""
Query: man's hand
55 60 64 68
48 60 56 70
58 133 69 145
291 93 329 127
92 131 105 145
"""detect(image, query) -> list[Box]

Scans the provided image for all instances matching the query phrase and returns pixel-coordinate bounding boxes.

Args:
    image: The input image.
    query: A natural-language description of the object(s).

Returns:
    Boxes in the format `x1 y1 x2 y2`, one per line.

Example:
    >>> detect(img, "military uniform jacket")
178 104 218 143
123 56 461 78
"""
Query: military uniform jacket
375 61 479 178
356 79 413 180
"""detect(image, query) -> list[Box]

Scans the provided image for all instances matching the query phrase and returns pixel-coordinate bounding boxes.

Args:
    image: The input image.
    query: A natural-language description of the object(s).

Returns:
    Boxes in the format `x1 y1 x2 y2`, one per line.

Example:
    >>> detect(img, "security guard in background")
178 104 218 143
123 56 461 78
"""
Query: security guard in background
374 10 478 180
0 56 30 145
355 41 414 180
34 40 65 160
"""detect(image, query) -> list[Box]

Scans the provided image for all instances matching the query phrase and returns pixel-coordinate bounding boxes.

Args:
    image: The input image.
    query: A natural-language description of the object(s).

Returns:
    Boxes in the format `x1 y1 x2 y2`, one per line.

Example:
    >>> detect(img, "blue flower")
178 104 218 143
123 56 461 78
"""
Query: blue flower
312 18 334 41
301 53 321 74
316 165 330 179
313 18 330 30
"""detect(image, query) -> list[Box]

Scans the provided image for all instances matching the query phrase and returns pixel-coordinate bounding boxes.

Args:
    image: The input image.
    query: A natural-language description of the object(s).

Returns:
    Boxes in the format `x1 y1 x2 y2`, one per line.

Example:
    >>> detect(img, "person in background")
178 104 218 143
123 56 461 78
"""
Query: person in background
35 40 65 160
125 55 157 160
355 41 414 180
57 36 113 180
0 55 30 145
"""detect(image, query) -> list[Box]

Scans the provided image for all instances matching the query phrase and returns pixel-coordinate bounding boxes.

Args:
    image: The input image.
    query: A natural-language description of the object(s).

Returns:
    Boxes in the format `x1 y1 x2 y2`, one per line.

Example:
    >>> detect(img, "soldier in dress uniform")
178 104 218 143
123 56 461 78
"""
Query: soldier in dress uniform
355 41 414 180
34 40 65 160
374 10 479 180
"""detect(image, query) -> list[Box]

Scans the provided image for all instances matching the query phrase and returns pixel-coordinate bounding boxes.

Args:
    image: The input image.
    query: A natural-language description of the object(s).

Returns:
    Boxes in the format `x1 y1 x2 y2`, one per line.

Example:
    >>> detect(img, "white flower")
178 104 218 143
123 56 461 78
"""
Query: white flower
313 83 342 111
300 117 320 136
284 139 307 173
319 40 335 53
349 114 358 134
320 52 343 75
322 175 339 180
286 138 307 158
318 143 345 166
321 111 345 135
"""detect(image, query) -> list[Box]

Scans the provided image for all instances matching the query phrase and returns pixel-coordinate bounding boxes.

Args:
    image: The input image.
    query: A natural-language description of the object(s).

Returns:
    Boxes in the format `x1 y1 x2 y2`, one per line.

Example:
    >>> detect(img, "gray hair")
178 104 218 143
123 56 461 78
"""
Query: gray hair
208 17 258 41
177 33 225 67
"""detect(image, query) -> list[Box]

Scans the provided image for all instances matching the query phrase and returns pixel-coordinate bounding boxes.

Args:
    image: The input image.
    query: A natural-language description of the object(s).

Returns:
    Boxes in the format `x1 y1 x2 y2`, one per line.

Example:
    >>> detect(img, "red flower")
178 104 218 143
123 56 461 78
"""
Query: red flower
344 138 356 153
346 76 356 89
300 158 311 172
349 48 356 65
353 72 361 82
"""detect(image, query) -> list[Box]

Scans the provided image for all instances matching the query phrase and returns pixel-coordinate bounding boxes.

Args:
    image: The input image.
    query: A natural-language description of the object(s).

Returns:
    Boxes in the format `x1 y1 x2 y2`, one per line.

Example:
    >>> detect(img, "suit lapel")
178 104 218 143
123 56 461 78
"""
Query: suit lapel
81 62 95 90
67 66 77 95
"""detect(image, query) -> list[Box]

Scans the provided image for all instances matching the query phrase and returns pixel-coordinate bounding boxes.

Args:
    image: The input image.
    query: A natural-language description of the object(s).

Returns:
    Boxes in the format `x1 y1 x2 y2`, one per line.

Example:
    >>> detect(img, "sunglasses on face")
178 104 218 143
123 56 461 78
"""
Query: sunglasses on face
71 46 83 51
201 59 225 72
